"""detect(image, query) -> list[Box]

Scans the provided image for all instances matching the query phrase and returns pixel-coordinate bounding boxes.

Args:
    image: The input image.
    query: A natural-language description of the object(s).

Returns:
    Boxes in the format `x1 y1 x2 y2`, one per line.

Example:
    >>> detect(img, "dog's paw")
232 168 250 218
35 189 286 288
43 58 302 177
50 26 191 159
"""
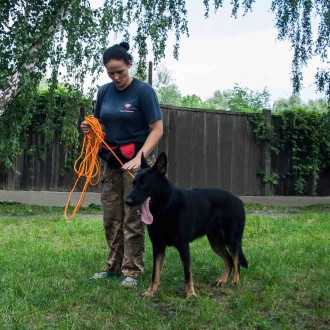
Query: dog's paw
186 292 197 298
142 289 156 298
215 279 227 287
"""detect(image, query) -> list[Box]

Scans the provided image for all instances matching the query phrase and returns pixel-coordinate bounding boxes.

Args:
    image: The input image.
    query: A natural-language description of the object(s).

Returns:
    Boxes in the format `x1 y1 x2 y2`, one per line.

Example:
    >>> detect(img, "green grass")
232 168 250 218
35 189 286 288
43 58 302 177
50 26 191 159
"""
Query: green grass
0 203 329 329
0 201 102 216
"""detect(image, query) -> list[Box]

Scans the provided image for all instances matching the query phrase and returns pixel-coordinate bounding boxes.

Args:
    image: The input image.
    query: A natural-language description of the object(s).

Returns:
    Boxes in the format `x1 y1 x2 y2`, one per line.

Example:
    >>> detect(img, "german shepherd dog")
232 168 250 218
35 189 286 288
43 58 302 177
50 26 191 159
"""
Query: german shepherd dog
125 152 248 298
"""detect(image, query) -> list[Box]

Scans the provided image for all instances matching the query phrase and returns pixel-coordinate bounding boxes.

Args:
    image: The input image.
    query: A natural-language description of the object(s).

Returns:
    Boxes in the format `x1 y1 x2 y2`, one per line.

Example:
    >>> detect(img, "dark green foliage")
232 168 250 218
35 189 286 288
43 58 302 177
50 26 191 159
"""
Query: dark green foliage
251 109 330 195
0 87 92 169
274 109 330 194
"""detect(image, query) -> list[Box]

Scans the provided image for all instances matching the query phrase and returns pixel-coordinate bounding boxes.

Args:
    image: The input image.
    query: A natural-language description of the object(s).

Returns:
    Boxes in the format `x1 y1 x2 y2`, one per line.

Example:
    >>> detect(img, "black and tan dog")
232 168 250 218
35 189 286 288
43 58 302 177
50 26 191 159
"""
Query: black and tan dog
125 152 248 298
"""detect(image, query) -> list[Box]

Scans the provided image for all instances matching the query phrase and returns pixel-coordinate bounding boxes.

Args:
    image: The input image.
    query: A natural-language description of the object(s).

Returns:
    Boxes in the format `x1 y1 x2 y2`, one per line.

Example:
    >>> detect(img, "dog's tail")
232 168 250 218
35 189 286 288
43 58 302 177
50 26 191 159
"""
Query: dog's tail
239 247 248 269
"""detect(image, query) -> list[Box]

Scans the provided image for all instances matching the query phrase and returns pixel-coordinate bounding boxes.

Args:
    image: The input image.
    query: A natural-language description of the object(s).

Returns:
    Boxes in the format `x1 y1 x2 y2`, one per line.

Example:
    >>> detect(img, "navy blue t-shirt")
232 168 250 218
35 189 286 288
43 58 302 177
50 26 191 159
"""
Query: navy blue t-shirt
94 78 162 145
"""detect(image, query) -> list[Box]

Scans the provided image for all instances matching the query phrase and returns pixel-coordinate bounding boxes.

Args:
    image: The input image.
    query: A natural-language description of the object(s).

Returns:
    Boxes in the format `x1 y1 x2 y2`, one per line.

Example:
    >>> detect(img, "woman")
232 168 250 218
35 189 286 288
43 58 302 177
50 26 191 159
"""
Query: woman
81 42 163 287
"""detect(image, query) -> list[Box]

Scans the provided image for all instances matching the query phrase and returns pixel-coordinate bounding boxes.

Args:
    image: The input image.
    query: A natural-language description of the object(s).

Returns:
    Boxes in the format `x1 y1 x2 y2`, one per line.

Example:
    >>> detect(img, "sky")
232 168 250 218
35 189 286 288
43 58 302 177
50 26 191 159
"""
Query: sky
94 1 326 105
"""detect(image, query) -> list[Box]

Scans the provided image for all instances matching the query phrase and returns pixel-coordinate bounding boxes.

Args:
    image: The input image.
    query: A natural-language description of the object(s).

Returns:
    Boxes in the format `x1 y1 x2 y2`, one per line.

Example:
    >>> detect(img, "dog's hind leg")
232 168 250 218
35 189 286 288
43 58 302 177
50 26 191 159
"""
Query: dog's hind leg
177 243 196 298
143 245 166 298
227 241 243 285
230 252 240 284
207 233 233 286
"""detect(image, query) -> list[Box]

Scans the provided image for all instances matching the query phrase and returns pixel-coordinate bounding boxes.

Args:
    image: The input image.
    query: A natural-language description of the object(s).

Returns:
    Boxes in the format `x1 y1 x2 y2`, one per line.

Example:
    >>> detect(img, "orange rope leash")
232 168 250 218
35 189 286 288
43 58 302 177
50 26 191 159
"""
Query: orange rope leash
64 115 134 221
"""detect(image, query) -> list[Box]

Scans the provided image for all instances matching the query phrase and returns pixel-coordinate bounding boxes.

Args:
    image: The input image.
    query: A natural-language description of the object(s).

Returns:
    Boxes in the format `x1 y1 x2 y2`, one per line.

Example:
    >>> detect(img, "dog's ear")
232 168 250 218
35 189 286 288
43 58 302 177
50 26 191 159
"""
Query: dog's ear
154 152 167 175
140 153 150 169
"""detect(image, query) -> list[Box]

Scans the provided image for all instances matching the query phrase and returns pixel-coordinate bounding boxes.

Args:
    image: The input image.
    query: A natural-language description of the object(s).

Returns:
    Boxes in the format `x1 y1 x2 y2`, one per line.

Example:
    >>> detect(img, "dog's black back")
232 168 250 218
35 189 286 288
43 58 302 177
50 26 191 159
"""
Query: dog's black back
125 152 248 297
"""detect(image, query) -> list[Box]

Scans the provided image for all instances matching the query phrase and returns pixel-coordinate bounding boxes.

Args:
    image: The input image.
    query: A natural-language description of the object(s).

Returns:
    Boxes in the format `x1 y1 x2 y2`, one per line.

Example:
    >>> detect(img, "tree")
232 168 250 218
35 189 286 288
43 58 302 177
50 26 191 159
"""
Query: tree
206 90 231 110
153 65 182 106
0 0 189 113
1 0 328 113
226 84 270 113
270 0 329 99
181 94 216 109
157 84 182 106
306 98 329 113
273 96 329 112
153 64 174 90
204 0 330 100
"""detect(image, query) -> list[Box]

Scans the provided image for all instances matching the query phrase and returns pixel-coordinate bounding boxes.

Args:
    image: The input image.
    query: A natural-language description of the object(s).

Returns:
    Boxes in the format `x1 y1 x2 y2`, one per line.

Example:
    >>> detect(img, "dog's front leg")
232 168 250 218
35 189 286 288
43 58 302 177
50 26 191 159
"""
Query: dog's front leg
143 246 166 298
178 243 196 298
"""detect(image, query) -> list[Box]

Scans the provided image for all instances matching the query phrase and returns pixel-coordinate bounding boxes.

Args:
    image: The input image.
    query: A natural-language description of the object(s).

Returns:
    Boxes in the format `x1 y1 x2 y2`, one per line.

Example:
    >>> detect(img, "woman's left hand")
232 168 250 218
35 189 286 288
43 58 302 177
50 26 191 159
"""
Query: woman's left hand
122 155 141 171
122 120 163 172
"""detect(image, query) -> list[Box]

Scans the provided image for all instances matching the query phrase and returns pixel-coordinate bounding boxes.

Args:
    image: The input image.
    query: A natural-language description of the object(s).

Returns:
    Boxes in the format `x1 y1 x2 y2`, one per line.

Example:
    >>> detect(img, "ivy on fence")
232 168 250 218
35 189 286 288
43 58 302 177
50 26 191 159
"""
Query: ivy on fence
0 86 93 170
250 108 330 195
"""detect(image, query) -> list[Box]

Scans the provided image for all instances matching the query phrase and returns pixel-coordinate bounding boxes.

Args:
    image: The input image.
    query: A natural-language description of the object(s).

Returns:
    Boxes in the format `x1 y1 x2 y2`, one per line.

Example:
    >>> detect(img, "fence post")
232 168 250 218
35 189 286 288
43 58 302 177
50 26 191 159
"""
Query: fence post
261 109 272 195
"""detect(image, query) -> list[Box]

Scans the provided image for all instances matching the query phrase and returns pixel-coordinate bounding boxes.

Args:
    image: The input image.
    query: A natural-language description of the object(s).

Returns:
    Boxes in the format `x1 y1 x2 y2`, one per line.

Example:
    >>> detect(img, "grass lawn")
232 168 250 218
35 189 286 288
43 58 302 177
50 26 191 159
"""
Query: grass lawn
0 202 329 329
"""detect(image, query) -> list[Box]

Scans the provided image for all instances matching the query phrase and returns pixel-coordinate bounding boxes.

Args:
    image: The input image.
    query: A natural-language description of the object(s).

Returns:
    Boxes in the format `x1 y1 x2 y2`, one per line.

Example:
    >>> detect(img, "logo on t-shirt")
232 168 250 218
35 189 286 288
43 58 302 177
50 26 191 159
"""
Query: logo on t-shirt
121 103 134 113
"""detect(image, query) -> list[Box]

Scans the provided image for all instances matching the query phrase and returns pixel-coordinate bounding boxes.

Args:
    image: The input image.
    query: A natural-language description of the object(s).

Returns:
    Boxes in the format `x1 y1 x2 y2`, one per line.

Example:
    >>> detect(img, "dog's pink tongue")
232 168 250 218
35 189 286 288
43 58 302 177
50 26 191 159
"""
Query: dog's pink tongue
141 198 153 224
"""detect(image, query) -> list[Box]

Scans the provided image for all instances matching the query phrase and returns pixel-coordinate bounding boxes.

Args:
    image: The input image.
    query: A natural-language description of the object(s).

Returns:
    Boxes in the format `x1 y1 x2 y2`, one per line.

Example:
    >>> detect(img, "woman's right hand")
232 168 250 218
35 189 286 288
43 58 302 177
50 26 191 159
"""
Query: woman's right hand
81 121 91 134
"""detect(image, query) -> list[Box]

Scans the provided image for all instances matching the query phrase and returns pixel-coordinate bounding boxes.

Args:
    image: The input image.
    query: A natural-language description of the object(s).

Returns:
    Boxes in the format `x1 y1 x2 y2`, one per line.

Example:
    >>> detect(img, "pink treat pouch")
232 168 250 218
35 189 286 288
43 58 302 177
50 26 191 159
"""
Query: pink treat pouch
119 143 135 159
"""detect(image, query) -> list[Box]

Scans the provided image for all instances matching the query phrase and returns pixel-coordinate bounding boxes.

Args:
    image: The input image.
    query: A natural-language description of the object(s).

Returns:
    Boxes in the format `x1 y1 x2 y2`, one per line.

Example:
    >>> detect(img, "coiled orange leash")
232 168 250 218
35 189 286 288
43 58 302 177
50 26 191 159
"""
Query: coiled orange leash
64 115 134 221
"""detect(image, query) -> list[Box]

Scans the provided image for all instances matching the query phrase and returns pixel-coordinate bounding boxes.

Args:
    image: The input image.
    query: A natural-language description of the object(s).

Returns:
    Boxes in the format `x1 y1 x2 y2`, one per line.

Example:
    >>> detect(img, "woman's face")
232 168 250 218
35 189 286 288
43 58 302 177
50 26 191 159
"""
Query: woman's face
105 59 132 90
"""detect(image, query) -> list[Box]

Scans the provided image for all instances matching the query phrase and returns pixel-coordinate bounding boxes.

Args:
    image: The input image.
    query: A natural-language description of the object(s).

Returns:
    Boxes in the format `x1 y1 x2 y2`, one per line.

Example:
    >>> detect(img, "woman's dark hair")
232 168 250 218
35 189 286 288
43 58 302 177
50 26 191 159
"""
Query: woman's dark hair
102 42 133 66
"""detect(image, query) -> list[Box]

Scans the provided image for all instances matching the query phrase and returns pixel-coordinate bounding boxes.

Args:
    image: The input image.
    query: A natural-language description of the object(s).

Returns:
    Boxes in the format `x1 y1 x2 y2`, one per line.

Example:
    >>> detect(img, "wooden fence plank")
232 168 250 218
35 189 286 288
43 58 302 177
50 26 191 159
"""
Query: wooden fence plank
205 112 221 189
191 111 206 189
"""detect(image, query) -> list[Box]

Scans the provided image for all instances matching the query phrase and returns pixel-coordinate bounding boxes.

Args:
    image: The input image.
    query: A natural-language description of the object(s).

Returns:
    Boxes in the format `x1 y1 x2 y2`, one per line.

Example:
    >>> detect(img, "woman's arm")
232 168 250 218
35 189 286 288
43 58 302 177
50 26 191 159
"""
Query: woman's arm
122 120 163 170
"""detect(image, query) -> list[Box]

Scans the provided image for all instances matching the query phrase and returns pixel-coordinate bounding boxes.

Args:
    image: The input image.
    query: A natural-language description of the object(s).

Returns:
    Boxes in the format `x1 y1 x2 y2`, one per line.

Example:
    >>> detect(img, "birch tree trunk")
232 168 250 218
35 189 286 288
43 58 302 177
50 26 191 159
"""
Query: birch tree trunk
0 71 21 115
0 5 70 115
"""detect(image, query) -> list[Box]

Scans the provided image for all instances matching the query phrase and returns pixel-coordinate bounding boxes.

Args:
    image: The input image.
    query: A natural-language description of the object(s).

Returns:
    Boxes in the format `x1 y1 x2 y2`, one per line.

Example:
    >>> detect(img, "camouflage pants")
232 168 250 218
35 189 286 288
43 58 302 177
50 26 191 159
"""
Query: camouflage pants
101 155 155 279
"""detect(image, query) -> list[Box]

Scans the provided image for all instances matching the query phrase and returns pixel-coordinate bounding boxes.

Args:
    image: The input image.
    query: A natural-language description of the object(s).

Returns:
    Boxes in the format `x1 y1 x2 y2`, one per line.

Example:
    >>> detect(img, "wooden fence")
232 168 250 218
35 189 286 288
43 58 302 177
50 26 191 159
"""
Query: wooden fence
159 106 263 195
0 106 329 196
